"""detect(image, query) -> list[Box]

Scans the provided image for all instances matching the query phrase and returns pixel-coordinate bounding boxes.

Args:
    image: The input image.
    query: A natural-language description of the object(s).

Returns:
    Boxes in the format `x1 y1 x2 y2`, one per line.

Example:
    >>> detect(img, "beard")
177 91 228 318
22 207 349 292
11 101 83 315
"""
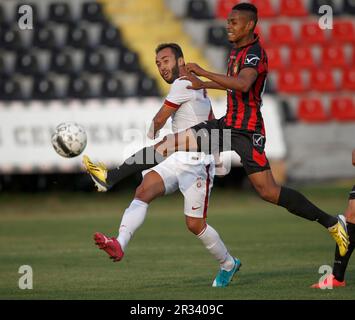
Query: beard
166 64 180 84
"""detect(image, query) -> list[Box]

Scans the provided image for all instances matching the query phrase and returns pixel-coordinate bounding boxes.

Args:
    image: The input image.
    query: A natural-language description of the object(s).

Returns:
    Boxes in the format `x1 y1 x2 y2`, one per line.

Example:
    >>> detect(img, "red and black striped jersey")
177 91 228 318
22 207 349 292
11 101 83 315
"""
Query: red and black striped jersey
224 34 268 134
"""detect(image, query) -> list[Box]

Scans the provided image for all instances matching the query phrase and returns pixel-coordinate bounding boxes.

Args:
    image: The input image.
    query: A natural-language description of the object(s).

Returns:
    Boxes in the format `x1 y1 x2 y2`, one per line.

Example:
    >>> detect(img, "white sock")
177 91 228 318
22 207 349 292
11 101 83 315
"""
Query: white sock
117 199 148 251
197 224 235 271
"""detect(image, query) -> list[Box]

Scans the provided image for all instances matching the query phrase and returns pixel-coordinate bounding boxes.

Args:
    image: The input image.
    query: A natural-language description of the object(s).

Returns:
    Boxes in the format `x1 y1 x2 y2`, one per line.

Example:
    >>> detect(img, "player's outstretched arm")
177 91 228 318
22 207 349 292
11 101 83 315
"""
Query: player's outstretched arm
147 104 176 139
182 73 226 90
186 63 257 93
352 149 355 166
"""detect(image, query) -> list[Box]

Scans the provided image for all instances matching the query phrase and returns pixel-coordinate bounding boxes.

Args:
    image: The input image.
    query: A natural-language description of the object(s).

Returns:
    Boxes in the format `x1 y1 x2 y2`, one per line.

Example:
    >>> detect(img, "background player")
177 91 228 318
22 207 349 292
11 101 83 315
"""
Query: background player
89 43 240 287
311 149 355 288
83 3 349 261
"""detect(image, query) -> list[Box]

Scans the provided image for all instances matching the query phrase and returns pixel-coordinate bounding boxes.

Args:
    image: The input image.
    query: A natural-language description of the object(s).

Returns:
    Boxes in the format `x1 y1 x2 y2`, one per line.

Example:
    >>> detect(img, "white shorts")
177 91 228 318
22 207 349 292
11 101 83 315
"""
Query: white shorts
142 152 215 218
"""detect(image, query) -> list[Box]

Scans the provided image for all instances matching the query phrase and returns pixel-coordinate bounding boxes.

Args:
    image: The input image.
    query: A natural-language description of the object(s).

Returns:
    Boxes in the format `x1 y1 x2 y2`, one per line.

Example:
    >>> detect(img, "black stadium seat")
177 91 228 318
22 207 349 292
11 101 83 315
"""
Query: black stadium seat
67 26 90 48
187 0 214 20
32 77 57 100
1 29 23 51
33 27 57 49
51 51 75 74
100 24 122 47
68 76 92 98
136 74 160 97
0 78 24 101
16 52 40 75
49 3 73 23
344 0 355 14
119 49 141 73
81 2 105 22
207 25 228 46
84 51 107 73
101 74 126 98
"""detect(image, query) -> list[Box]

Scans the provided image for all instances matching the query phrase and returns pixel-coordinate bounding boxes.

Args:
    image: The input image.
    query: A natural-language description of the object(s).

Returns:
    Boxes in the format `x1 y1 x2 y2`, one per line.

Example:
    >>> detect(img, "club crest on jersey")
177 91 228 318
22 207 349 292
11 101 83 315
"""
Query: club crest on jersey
252 134 265 147
244 54 260 66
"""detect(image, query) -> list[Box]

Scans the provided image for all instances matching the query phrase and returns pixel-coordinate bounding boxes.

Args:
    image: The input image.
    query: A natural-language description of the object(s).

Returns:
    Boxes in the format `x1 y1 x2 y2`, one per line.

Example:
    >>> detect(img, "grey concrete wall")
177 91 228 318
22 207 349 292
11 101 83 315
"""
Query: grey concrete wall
284 123 355 181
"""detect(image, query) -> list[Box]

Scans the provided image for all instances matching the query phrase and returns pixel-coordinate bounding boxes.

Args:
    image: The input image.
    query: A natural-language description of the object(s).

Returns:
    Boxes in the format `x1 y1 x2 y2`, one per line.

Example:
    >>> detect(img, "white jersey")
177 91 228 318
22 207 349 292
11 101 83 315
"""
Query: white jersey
165 77 212 133
164 77 213 165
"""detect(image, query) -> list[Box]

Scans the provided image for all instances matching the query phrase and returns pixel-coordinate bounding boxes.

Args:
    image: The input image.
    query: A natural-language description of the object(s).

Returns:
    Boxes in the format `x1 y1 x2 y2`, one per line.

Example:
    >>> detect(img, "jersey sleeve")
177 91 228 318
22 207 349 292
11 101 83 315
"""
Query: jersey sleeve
164 79 195 109
240 44 266 73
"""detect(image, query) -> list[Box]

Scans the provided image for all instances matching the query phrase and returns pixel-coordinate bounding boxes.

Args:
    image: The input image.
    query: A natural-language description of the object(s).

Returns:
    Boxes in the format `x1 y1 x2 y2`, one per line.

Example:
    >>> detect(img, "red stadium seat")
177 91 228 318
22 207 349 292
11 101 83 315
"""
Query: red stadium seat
342 67 355 91
297 98 330 122
277 70 306 93
289 46 315 68
280 0 308 17
269 24 295 45
310 69 337 92
330 97 355 121
300 22 327 44
250 0 276 18
264 46 284 70
332 21 355 44
216 0 240 19
321 46 346 68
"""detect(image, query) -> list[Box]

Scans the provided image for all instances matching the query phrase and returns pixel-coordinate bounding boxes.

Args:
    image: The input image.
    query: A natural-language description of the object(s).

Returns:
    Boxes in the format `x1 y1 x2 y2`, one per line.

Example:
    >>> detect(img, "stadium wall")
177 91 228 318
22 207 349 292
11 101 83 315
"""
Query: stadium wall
0 95 286 175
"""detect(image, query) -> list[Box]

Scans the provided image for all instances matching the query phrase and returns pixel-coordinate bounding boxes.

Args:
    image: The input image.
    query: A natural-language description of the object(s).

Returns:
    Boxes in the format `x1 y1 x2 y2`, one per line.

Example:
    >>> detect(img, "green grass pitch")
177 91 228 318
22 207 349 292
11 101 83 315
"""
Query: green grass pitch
0 184 354 300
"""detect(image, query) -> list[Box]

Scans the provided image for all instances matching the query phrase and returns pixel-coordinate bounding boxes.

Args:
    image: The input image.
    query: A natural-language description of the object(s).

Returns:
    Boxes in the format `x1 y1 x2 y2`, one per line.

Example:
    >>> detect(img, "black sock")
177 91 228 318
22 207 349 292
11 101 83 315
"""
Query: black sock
277 186 337 228
106 146 165 187
333 222 355 281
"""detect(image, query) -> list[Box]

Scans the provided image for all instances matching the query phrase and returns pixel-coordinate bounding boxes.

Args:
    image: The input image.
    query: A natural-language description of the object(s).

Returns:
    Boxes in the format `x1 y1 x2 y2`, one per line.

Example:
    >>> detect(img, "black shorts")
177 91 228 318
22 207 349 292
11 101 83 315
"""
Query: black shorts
191 117 270 175
349 185 355 200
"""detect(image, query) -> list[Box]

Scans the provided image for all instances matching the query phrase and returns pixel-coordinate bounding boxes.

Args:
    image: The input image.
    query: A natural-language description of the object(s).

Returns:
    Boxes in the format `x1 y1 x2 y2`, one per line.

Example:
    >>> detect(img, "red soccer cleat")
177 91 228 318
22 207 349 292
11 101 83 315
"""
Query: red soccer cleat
310 274 346 289
94 232 124 262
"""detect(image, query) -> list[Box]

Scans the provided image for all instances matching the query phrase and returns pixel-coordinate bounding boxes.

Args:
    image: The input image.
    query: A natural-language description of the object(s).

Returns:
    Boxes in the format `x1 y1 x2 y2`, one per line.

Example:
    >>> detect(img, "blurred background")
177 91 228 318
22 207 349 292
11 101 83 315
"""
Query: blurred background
0 0 354 192
1 0 355 300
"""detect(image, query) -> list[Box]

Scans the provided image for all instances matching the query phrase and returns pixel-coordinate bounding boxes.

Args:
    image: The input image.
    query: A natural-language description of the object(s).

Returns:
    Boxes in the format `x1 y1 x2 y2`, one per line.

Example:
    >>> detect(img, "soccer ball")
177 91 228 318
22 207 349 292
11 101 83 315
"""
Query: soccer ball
51 122 87 158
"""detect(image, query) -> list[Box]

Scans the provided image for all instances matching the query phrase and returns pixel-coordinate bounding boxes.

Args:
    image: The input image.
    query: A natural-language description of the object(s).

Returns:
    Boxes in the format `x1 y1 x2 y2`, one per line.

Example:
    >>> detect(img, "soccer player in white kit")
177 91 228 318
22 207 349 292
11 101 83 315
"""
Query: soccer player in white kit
85 43 241 287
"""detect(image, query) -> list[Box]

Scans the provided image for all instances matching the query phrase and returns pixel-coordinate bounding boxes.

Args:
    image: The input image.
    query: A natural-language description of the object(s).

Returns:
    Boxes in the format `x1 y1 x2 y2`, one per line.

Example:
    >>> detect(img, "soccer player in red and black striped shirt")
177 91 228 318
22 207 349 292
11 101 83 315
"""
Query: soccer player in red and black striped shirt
83 3 349 259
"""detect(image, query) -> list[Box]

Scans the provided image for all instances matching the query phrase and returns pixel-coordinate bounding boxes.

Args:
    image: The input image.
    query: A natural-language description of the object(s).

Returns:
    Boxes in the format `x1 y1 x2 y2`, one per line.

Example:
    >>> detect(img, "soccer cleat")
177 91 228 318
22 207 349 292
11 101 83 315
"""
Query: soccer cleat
310 274 346 289
82 155 110 192
94 232 124 262
328 215 349 257
212 257 241 288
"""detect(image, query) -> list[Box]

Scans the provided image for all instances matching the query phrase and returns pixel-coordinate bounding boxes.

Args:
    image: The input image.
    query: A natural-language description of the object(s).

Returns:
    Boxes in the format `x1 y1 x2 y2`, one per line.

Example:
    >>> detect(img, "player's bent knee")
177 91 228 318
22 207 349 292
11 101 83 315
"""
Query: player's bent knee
185 217 206 235
256 186 279 203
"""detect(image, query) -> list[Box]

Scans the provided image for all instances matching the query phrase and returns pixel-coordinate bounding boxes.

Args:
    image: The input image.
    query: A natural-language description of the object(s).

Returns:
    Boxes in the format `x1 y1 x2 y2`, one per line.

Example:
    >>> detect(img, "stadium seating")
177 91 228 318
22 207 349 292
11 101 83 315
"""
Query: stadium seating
310 69 337 92
330 97 355 121
277 70 306 93
186 0 213 20
289 46 315 69
265 46 284 70
216 0 240 19
300 22 327 44
297 98 330 123
344 0 355 14
332 21 355 43
250 0 276 18
0 0 159 100
321 46 346 68
268 24 295 45
342 67 355 91
279 0 308 17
